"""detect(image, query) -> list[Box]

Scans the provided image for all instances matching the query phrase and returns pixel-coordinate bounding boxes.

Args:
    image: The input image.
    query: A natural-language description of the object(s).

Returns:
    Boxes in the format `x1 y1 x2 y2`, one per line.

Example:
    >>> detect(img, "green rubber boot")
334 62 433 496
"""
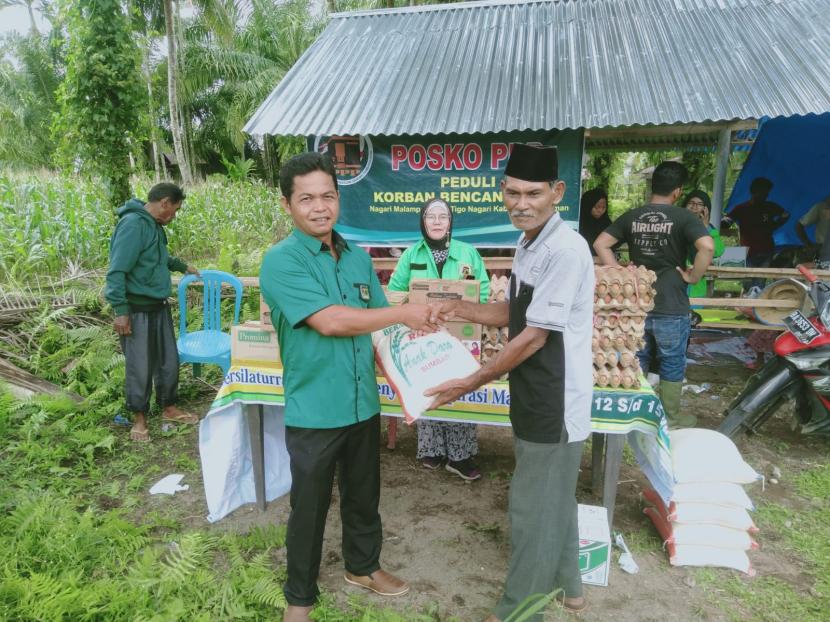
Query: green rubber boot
659 380 697 429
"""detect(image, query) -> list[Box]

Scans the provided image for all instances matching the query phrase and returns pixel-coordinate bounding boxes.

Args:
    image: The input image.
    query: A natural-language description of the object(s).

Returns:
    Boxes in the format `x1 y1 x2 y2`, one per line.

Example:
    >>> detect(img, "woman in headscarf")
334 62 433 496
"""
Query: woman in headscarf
579 188 612 255
387 196 489 480
684 190 725 302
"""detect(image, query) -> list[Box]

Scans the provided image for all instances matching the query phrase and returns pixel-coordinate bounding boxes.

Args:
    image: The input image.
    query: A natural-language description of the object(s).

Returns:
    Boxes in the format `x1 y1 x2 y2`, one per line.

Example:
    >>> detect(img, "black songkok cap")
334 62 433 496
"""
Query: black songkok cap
504 143 558 182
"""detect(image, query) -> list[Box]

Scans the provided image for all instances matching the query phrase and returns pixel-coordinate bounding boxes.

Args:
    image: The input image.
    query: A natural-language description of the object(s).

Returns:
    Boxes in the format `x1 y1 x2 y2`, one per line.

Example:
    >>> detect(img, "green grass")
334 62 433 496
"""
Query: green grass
691 465 830 622
621 525 663 555
795 463 830 499
0 282 469 620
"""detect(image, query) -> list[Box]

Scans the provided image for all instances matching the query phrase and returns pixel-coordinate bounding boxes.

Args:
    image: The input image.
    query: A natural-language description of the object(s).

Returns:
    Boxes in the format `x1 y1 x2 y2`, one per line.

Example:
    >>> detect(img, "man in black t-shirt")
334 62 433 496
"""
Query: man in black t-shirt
723 177 788 290
594 162 714 428
723 177 788 267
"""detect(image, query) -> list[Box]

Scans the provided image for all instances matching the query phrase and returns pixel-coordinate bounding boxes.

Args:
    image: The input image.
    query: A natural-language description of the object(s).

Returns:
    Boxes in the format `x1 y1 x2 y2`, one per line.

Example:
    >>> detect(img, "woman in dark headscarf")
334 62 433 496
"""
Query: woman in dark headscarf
579 188 611 255
387 196 489 481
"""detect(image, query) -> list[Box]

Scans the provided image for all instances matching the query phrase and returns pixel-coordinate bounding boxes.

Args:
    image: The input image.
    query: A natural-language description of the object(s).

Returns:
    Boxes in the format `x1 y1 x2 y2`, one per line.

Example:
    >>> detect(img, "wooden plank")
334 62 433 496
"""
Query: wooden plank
706 266 830 279
603 435 627 529
689 297 800 309
698 321 785 332
591 434 606 496
245 403 267 511
238 276 259 288
179 259 824 291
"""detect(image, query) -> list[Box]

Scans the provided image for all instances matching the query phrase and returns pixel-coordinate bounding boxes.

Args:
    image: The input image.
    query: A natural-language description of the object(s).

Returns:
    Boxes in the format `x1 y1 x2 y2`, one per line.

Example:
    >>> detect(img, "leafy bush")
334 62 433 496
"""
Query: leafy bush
221 155 258 182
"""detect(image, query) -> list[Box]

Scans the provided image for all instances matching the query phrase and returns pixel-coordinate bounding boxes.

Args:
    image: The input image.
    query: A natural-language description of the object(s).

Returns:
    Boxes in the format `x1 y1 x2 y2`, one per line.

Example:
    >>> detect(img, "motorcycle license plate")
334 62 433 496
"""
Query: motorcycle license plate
783 310 820 344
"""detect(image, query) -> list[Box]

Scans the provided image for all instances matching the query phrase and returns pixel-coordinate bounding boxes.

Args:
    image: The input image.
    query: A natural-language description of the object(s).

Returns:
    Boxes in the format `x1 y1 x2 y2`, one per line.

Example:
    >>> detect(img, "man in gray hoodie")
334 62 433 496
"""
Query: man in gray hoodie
104 182 200 441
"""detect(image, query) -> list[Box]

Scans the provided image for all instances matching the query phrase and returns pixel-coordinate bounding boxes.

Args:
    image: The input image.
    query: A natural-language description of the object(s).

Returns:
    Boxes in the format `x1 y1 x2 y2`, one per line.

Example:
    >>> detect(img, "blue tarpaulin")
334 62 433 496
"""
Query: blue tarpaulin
727 113 830 248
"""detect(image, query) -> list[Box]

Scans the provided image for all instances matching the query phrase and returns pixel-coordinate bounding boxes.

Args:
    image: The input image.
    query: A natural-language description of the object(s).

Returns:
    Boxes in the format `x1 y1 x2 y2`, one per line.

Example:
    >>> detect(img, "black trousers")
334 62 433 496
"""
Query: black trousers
119 305 179 413
283 415 382 606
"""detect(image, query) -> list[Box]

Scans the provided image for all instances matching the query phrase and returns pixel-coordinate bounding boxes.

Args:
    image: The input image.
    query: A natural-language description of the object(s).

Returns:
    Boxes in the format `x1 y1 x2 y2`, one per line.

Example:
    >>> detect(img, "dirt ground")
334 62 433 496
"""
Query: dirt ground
145 353 827 622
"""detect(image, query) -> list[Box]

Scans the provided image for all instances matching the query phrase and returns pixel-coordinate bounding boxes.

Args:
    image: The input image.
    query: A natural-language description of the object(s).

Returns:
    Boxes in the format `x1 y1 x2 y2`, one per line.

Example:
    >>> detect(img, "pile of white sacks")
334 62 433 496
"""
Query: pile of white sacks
643 428 762 575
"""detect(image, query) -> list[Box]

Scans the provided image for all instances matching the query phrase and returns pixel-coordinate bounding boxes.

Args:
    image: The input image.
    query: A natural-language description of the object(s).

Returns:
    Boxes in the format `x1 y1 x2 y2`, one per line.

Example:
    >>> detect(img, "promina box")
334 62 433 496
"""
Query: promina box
231 322 280 367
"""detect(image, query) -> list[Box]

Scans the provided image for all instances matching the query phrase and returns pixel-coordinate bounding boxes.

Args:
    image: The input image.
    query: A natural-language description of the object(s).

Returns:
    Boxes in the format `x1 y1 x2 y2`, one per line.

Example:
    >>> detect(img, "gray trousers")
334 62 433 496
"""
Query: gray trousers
119 305 179 413
494 434 584 622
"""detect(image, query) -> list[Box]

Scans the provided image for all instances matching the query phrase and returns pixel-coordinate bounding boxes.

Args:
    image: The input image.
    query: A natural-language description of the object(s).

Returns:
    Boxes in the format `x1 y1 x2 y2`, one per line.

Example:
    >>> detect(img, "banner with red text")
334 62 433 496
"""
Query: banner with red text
310 130 584 246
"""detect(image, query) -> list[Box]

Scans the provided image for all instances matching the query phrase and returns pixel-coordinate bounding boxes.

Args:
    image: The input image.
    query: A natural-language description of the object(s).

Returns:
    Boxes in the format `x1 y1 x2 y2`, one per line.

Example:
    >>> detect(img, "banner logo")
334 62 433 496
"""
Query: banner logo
314 135 373 186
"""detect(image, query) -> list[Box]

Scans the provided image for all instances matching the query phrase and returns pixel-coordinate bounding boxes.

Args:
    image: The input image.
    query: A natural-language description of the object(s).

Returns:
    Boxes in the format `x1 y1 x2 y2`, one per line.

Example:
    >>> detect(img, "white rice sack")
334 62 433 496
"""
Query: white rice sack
667 523 758 551
670 429 763 485
373 324 480 423
669 502 758 532
672 482 755 511
669 544 755 575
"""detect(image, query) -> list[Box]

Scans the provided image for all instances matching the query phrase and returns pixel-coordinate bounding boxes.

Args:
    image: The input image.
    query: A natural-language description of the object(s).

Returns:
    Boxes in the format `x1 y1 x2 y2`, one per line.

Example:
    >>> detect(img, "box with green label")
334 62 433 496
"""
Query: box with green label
446 320 482 347
409 279 482 354
408 279 480 305
231 321 281 368
578 504 611 586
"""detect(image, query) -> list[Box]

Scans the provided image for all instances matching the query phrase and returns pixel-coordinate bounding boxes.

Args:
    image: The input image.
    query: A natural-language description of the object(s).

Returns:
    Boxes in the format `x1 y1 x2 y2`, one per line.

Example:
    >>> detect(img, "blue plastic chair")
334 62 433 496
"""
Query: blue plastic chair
177 270 243 376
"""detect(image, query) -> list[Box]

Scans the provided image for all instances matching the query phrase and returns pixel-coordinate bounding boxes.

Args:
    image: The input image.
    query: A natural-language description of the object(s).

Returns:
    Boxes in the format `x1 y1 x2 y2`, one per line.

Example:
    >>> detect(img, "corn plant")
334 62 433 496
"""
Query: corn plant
0 170 292 280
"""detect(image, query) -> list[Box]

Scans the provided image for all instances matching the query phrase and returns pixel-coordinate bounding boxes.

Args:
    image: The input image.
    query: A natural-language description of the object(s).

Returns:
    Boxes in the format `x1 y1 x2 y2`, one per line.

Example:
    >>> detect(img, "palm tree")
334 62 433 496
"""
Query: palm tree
0 31 61 167
179 0 324 181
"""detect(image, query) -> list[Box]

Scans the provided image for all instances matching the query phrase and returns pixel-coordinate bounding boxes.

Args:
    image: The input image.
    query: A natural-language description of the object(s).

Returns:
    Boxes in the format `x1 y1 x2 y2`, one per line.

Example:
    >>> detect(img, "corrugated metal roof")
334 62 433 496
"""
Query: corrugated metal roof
244 0 830 137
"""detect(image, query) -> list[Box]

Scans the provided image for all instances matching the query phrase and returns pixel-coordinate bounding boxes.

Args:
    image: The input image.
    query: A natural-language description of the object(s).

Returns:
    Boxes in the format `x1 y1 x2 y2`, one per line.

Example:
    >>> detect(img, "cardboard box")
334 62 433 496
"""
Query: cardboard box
382 287 408 306
231 321 280 368
578 504 611 586
260 295 272 326
408 279 480 305
446 320 482 344
407 280 481 357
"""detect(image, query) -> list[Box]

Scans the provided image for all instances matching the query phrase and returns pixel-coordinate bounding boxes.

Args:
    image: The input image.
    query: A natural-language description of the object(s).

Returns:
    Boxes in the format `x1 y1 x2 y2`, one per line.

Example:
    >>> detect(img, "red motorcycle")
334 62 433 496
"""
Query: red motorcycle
718 265 830 438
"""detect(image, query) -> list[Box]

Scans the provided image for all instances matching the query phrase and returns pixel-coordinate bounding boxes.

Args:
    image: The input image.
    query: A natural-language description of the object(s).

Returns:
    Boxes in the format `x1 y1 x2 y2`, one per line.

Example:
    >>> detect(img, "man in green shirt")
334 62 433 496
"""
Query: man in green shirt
260 153 439 622
104 183 200 442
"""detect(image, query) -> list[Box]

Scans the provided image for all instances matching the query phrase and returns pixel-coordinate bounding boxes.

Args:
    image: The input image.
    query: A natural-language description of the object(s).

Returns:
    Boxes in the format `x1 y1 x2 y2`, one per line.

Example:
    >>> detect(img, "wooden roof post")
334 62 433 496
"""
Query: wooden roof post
710 125 732 228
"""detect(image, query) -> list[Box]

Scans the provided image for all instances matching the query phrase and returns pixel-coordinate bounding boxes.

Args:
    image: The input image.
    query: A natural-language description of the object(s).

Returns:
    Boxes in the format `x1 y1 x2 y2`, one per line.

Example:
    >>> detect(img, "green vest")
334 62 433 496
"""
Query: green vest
387 238 490 302
688 225 725 301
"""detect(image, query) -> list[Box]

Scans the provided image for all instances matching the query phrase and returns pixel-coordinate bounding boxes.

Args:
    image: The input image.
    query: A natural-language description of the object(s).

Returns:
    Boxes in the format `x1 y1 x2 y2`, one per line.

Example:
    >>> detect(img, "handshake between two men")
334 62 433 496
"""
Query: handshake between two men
391 297 514 412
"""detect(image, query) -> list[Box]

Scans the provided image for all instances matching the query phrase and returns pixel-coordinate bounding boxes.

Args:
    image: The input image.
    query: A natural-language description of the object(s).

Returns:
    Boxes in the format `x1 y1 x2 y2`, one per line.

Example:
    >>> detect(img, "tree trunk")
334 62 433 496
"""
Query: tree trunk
176 0 200 182
26 0 39 36
163 0 193 185
144 42 161 183
262 134 280 188
0 358 82 402
183 104 199 181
